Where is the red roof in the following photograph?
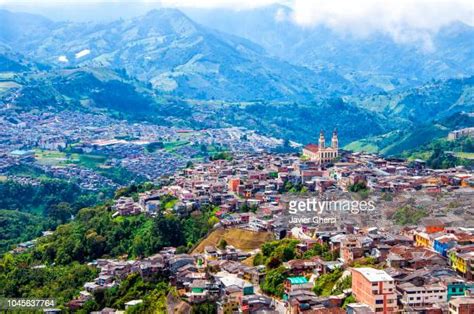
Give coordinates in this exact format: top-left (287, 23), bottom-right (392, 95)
top-left (304, 144), bottom-right (319, 153)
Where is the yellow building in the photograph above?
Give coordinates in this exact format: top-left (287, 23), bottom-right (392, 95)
top-left (414, 232), bottom-right (432, 248)
top-left (450, 251), bottom-right (474, 280)
top-left (452, 254), bottom-right (468, 274)
top-left (302, 129), bottom-right (339, 164)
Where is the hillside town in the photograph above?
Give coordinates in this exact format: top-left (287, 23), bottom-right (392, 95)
top-left (44, 139), bottom-right (473, 313)
top-left (0, 108), bottom-right (284, 190)
top-left (2, 108), bottom-right (474, 313)
top-left (1, 1), bottom-right (473, 312)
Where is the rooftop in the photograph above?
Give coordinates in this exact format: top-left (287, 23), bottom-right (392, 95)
top-left (303, 144), bottom-right (319, 153)
top-left (287, 277), bottom-right (309, 285)
top-left (353, 267), bottom-right (393, 282)
top-left (450, 296), bottom-right (474, 305)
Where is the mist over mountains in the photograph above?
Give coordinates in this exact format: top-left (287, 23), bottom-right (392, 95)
top-left (0, 4), bottom-right (473, 151)
top-left (184, 4), bottom-right (474, 85)
top-left (2, 4), bottom-right (473, 97)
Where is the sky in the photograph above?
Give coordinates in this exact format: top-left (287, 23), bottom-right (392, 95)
top-left (1, 0), bottom-right (473, 48)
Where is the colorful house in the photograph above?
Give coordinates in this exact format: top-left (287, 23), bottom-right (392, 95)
top-left (434, 235), bottom-right (458, 257)
top-left (415, 232), bottom-right (432, 248)
top-left (446, 280), bottom-right (474, 300)
top-left (351, 268), bottom-right (397, 314)
top-left (423, 218), bottom-right (445, 234)
top-left (283, 276), bottom-right (313, 300)
top-left (449, 251), bottom-right (474, 280)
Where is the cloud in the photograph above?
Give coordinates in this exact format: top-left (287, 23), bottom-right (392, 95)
top-left (159, 0), bottom-right (474, 50)
top-left (2, 0), bottom-right (472, 49)
top-left (290, 0), bottom-right (474, 50)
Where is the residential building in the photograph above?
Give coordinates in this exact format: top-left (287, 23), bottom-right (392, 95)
top-left (397, 282), bottom-right (447, 309)
top-left (351, 268), bottom-right (397, 313)
top-left (284, 276), bottom-right (313, 300)
top-left (449, 296), bottom-right (474, 314)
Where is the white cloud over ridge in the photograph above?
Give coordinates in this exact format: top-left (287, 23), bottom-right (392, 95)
top-left (164, 0), bottom-right (474, 47)
top-left (290, 0), bottom-right (474, 50)
top-left (2, 0), bottom-right (473, 48)
top-left (163, 0), bottom-right (473, 28)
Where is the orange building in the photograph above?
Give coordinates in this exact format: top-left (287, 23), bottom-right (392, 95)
top-left (426, 225), bottom-right (445, 234)
top-left (424, 218), bottom-right (445, 234)
top-left (352, 268), bottom-right (397, 313)
top-left (228, 178), bottom-right (240, 192)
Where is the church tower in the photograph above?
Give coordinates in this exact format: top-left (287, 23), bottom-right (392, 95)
top-left (331, 128), bottom-right (338, 149)
top-left (319, 130), bottom-right (325, 149)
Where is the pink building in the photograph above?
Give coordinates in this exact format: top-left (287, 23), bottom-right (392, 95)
top-left (352, 268), bottom-right (397, 313)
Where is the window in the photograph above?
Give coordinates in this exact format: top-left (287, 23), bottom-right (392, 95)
top-left (376, 300), bottom-right (383, 304)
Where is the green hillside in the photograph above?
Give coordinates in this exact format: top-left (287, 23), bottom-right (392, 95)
top-left (348, 76), bottom-right (474, 124)
top-left (345, 112), bottom-right (474, 156)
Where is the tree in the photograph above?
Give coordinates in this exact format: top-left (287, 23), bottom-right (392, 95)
top-left (207, 216), bottom-right (219, 228)
top-left (253, 252), bottom-right (264, 266)
top-left (261, 266), bottom-right (287, 297)
top-left (47, 202), bottom-right (72, 224)
top-left (333, 275), bottom-right (352, 294)
top-left (192, 301), bottom-right (217, 314)
top-left (348, 181), bottom-right (368, 193)
top-left (153, 214), bottom-right (186, 248)
top-left (342, 294), bottom-right (356, 309)
top-left (218, 239), bottom-right (228, 250)
top-left (313, 268), bottom-right (344, 296)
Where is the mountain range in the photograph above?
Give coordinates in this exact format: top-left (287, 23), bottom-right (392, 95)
top-left (0, 8), bottom-right (359, 101)
top-left (0, 6), bottom-right (473, 151)
top-left (184, 5), bottom-right (474, 87)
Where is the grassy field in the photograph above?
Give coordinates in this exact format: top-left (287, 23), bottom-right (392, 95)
top-left (455, 152), bottom-right (474, 160)
top-left (344, 140), bottom-right (380, 153)
top-left (35, 150), bottom-right (68, 165)
top-left (33, 149), bottom-right (144, 186)
top-left (74, 154), bottom-right (108, 168)
top-left (35, 150), bottom-right (107, 168)
top-left (192, 228), bottom-right (274, 253)
top-left (163, 141), bottom-right (189, 152)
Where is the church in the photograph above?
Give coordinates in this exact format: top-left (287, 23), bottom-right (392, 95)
top-left (302, 129), bottom-right (339, 164)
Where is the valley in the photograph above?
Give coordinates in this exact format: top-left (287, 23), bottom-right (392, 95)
top-left (0, 2), bottom-right (473, 313)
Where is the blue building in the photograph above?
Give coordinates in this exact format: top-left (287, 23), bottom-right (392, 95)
top-left (433, 236), bottom-right (457, 257)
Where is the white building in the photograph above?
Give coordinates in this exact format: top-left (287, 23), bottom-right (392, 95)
top-left (398, 282), bottom-right (447, 309)
top-left (302, 129), bottom-right (339, 164)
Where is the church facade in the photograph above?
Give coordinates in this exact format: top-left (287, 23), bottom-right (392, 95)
top-left (302, 129), bottom-right (339, 164)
